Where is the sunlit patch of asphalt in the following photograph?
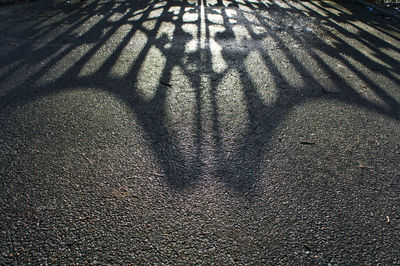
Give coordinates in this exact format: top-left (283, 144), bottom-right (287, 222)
top-left (0, 0), bottom-right (399, 264)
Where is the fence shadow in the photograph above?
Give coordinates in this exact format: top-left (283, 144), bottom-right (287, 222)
top-left (0, 0), bottom-right (399, 194)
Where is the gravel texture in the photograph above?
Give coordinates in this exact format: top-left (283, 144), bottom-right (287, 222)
top-left (1, 0), bottom-right (399, 264)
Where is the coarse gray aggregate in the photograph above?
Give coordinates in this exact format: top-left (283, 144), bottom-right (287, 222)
top-left (0, 0), bottom-right (399, 264)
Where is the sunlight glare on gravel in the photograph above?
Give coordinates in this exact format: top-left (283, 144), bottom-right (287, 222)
top-left (245, 50), bottom-right (278, 106)
top-left (79, 26), bottom-right (130, 77)
top-left (109, 29), bottom-right (147, 78)
top-left (137, 46), bottom-right (166, 101)
top-left (209, 24), bottom-right (227, 73)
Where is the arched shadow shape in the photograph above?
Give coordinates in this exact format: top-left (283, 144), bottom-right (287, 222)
top-left (0, 0), bottom-right (399, 196)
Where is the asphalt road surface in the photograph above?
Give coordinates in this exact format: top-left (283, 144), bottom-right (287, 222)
top-left (1, 0), bottom-right (399, 264)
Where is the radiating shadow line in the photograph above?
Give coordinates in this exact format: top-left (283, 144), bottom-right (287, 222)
top-left (0, 1), bottom-right (124, 83)
top-left (305, 1), bottom-right (400, 66)
top-left (1, 2), bottom-right (108, 55)
top-left (193, 0), bottom-right (205, 181)
top-left (317, 0), bottom-right (400, 42)
top-left (60, 2), bottom-right (153, 79)
top-left (205, 0), bottom-right (292, 193)
top-left (297, 1), bottom-right (399, 116)
top-left (0, 0), bottom-right (162, 81)
top-left (1, 0), bottom-right (399, 195)
top-left (279, 2), bottom-right (399, 119)
top-left (208, 0), bottom-right (399, 193)
top-left (117, 0), bottom-right (202, 188)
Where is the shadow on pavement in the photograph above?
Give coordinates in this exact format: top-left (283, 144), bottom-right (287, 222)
top-left (0, 0), bottom-right (399, 194)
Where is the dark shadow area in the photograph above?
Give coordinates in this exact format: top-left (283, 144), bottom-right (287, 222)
top-left (0, 0), bottom-right (399, 195)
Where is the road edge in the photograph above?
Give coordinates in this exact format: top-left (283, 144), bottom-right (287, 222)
top-left (353, 0), bottom-right (400, 20)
